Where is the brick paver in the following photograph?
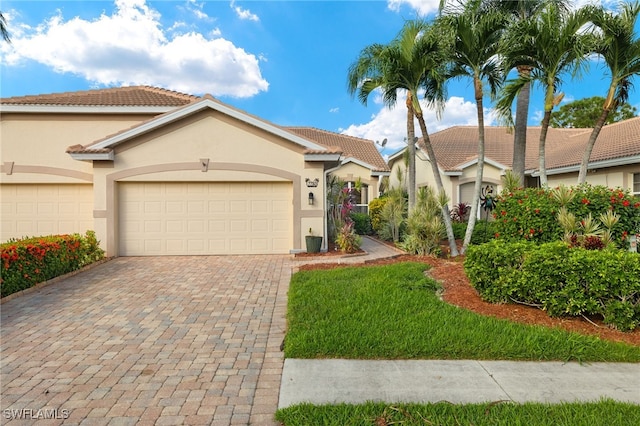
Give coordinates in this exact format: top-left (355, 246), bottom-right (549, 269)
top-left (1, 255), bottom-right (292, 425)
top-left (1, 238), bottom-right (401, 425)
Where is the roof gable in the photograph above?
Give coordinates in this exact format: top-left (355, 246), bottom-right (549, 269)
top-left (67, 95), bottom-right (329, 159)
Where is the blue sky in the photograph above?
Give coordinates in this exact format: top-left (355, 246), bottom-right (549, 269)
top-left (1, 0), bottom-right (638, 156)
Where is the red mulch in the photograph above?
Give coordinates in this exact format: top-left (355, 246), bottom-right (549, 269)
top-left (298, 252), bottom-right (640, 347)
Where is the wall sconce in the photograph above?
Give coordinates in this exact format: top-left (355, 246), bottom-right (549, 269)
top-left (308, 192), bottom-right (315, 205)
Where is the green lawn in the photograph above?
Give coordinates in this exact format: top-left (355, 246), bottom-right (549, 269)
top-left (285, 262), bottom-right (640, 362)
top-left (275, 400), bottom-right (640, 426)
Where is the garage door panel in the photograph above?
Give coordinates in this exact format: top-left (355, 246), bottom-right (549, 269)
top-left (1, 184), bottom-right (94, 241)
top-left (119, 182), bottom-right (292, 255)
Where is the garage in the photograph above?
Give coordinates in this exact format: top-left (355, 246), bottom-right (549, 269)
top-left (0, 184), bottom-right (94, 241)
top-left (118, 181), bottom-right (293, 256)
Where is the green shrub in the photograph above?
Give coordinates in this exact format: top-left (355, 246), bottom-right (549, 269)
top-left (465, 240), bottom-right (640, 331)
top-left (368, 197), bottom-right (388, 234)
top-left (1, 231), bottom-right (105, 298)
top-left (350, 212), bottom-right (372, 235)
top-left (452, 222), bottom-right (467, 240)
top-left (492, 184), bottom-right (640, 248)
top-left (450, 220), bottom-right (496, 244)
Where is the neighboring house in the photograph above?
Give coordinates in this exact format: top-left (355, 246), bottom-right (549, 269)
top-left (388, 118), bottom-right (640, 210)
top-left (0, 86), bottom-right (389, 256)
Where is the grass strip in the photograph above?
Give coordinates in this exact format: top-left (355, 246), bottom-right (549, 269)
top-left (285, 262), bottom-right (640, 361)
top-left (275, 399), bottom-right (640, 426)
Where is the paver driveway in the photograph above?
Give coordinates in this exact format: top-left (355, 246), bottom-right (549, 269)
top-left (1, 255), bottom-right (291, 426)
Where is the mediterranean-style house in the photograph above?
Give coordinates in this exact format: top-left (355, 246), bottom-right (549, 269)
top-left (0, 86), bottom-right (389, 256)
top-left (388, 118), bottom-right (640, 209)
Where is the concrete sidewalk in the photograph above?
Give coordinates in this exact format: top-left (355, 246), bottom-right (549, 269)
top-left (279, 359), bottom-right (640, 408)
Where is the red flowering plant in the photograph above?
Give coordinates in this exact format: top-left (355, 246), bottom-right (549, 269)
top-left (493, 184), bottom-right (639, 249)
top-left (1, 231), bottom-right (104, 298)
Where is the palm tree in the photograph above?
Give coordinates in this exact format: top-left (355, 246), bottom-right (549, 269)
top-left (577, 2), bottom-right (640, 184)
top-left (347, 20), bottom-right (460, 256)
top-left (497, 3), bottom-right (594, 186)
top-left (437, 1), bottom-right (507, 254)
top-left (1, 12), bottom-right (10, 43)
top-left (480, 0), bottom-right (569, 187)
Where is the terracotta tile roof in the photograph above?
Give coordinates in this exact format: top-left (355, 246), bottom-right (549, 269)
top-left (286, 127), bottom-right (390, 172)
top-left (425, 119), bottom-right (639, 172)
top-left (1, 86), bottom-right (198, 107)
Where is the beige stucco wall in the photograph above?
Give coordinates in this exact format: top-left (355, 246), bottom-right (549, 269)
top-left (91, 109), bottom-right (325, 256)
top-left (388, 154), bottom-right (456, 207)
top-left (547, 165), bottom-right (638, 191)
top-left (0, 113), bottom-right (154, 184)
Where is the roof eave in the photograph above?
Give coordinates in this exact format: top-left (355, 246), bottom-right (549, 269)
top-left (533, 155), bottom-right (640, 176)
top-left (304, 153), bottom-right (342, 162)
top-left (0, 105), bottom-right (176, 114)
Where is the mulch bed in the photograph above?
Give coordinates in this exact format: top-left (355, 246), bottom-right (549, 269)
top-left (298, 252), bottom-right (640, 347)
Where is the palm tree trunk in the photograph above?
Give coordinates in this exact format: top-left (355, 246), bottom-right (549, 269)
top-left (462, 78), bottom-right (486, 254)
top-left (538, 110), bottom-right (552, 187)
top-left (415, 112), bottom-right (459, 257)
top-left (512, 80), bottom-right (530, 187)
top-left (577, 109), bottom-right (609, 184)
top-left (406, 94), bottom-right (416, 211)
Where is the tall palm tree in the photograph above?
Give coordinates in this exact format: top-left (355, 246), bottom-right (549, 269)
top-left (497, 3), bottom-right (594, 186)
top-left (577, 2), bottom-right (640, 184)
top-left (481, 0), bottom-right (569, 187)
top-left (0, 12), bottom-right (10, 43)
top-left (437, 1), bottom-right (507, 254)
top-left (347, 20), bottom-right (460, 256)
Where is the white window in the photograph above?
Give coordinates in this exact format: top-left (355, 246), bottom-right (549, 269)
top-left (634, 173), bottom-right (640, 197)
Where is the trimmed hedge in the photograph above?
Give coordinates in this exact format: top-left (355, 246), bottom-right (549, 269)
top-left (464, 240), bottom-right (640, 331)
top-left (1, 231), bottom-right (105, 298)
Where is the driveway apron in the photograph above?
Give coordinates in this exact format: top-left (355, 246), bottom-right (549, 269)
top-left (1, 255), bottom-right (290, 426)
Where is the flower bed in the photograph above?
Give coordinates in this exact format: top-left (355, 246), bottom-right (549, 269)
top-left (1, 231), bottom-right (105, 298)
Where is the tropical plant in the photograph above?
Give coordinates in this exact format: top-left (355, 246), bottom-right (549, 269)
top-left (0, 12), bottom-right (10, 43)
top-left (497, 3), bottom-right (595, 186)
top-left (576, 2), bottom-right (640, 184)
top-left (450, 202), bottom-right (471, 222)
top-left (437, 0), bottom-right (508, 254)
top-left (348, 19), bottom-right (460, 256)
top-left (335, 222), bottom-right (362, 253)
top-left (401, 186), bottom-right (444, 255)
top-left (479, 0), bottom-right (571, 187)
top-left (380, 187), bottom-right (407, 243)
top-left (326, 175), bottom-right (352, 242)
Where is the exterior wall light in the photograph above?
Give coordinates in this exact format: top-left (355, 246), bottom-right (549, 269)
top-left (308, 192), bottom-right (315, 205)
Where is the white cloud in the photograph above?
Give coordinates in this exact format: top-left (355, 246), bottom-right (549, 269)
top-left (329, 107), bottom-right (339, 113)
top-left (386, 0), bottom-right (440, 17)
top-left (1, 0), bottom-right (268, 98)
top-left (341, 93), bottom-right (495, 152)
top-left (230, 0), bottom-right (259, 22)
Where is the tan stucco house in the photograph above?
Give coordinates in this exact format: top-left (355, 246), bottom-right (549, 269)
top-left (0, 86), bottom-right (389, 256)
top-left (388, 118), bottom-right (640, 208)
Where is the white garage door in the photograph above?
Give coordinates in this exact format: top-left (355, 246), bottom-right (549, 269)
top-left (119, 182), bottom-right (292, 256)
top-left (0, 184), bottom-right (94, 242)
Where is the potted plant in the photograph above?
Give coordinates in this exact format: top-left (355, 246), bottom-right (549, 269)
top-left (305, 228), bottom-right (323, 253)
